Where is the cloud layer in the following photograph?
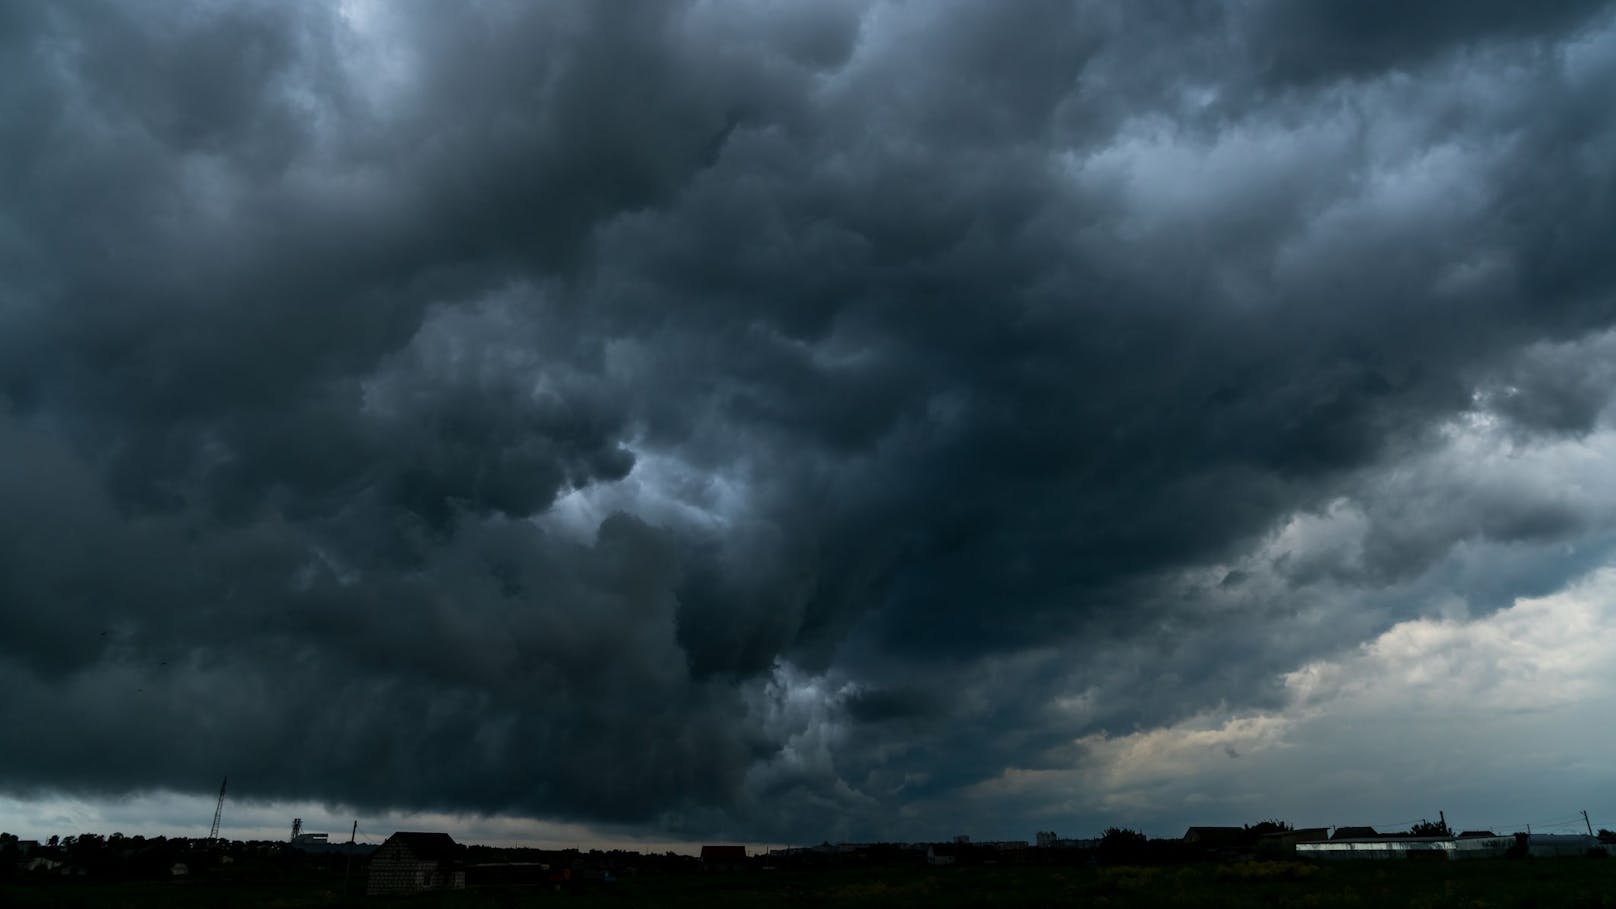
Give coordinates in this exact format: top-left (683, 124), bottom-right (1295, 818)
top-left (4, 0), bottom-right (1616, 842)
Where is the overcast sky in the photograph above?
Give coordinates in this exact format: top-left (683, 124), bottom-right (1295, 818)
top-left (5, 0), bottom-right (1616, 848)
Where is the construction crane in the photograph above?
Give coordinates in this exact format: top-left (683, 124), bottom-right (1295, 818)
top-left (207, 777), bottom-right (228, 842)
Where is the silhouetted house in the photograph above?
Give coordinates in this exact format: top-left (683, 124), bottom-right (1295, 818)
top-left (926, 844), bottom-right (959, 866)
top-left (1182, 827), bottom-right (1247, 849)
top-left (1332, 826), bottom-right (1378, 840)
top-left (366, 832), bottom-right (466, 896)
top-left (1257, 828), bottom-right (1331, 853)
top-left (700, 845), bottom-right (746, 872)
top-left (1457, 830), bottom-right (1497, 839)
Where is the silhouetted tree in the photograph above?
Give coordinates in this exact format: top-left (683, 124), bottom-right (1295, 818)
top-left (1246, 820), bottom-right (1292, 835)
top-left (1409, 818), bottom-right (1452, 837)
top-left (1096, 827), bottom-right (1150, 864)
top-left (1598, 829), bottom-right (1616, 844)
top-left (1100, 827), bottom-right (1148, 848)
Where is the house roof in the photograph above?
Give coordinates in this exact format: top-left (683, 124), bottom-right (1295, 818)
top-left (383, 832), bottom-right (462, 862)
top-left (701, 845), bottom-right (746, 862)
top-left (1332, 827), bottom-right (1378, 840)
top-left (1262, 827), bottom-right (1330, 842)
top-left (1183, 827), bottom-right (1247, 845)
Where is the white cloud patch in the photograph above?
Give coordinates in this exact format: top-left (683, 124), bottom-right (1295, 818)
top-left (976, 565), bottom-right (1616, 834)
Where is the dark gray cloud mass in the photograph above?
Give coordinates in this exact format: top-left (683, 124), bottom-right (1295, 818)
top-left (4, 0), bottom-right (1616, 841)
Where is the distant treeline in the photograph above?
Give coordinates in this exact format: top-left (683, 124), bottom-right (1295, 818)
top-left (1, 833), bottom-right (704, 885)
top-left (6, 822), bottom-right (1614, 885)
top-left (0, 833), bottom-right (360, 885)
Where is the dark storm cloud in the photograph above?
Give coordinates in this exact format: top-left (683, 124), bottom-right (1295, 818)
top-left (1245, 0), bottom-right (1613, 85)
top-left (4, 0), bottom-right (1616, 842)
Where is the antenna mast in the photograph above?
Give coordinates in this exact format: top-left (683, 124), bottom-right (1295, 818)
top-left (208, 777), bottom-right (228, 842)
top-left (343, 820), bottom-right (360, 896)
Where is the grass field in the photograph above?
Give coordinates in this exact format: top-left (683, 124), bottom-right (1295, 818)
top-left (4, 860), bottom-right (1615, 908)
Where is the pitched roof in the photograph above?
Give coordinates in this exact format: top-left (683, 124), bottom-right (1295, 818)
top-left (701, 845), bottom-right (746, 862)
top-left (383, 832), bottom-right (462, 862)
top-left (1332, 827), bottom-right (1378, 840)
top-left (1183, 826), bottom-right (1247, 845)
top-left (1258, 827), bottom-right (1330, 841)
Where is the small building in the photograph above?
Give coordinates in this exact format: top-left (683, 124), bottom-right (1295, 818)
top-left (1257, 827), bottom-right (1331, 854)
top-left (1297, 836), bottom-right (1514, 861)
top-left (24, 857), bottom-right (64, 874)
top-left (1299, 833), bottom-right (1611, 862)
top-left (926, 844), bottom-right (958, 866)
top-left (366, 832), bottom-right (466, 896)
top-left (23, 857), bottom-right (85, 876)
top-left (1182, 827), bottom-right (1247, 848)
top-left (1332, 826), bottom-right (1378, 840)
top-left (700, 845), bottom-right (747, 872)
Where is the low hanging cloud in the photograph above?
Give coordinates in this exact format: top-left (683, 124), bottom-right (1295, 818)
top-left (4, 0), bottom-right (1616, 844)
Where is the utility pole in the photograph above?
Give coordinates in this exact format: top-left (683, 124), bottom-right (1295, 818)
top-left (343, 820), bottom-right (359, 898)
top-left (1439, 810), bottom-right (1446, 834)
top-left (1583, 811), bottom-right (1594, 837)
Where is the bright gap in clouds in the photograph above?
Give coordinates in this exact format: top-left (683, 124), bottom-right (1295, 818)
top-left (976, 562), bottom-right (1616, 835)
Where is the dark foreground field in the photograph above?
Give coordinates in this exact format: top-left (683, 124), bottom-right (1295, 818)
top-left (4, 860), bottom-right (1615, 909)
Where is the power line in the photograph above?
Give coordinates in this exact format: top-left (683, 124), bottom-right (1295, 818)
top-left (1466, 817), bottom-right (1586, 834)
top-left (1353, 818), bottom-right (1426, 832)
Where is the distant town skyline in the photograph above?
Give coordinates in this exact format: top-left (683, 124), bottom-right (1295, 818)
top-left (5, 783), bottom-right (1611, 855)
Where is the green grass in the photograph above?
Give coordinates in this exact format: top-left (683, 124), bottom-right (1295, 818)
top-left (4, 860), bottom-right (1615, 908)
